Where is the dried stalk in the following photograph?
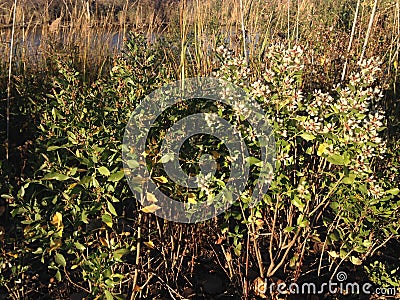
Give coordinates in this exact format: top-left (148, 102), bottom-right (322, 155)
top-left (341, 0), bottom-right (361, 81)
top-left (360, 0), bottom-right (379, 62)
top-left (6, 0), bottom-right (18, 160)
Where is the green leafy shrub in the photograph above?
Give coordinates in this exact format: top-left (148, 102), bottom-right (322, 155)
top-left (1, 32), bottom-right (399, 299)
top-left (1, 33), bottom-right (168, 299)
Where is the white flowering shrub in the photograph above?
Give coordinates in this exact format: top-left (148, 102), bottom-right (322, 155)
top-left (214, 44), bottom-right (400, 280)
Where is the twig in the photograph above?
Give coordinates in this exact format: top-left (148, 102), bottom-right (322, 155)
top-left (130, 212), bottom-right (142, 300)
top-left (63, 266), bottom-right (91, 294)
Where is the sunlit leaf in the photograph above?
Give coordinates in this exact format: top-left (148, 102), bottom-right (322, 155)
top-left (55, 253), bottom-right (66, 267)
top-left (108, 171), bottom-right (125, 182)
top-left (350, 256), bottom-right (362, 265)
top-left (104, 290), bottom-right (114, 300)
top-left (317, 143), bottom-right (329, 156)
top-left (300, 132), bottom-right (316, 141)
top-left (43, 172), bottom-right (70, 181)
top-left (98, 166), bottom-right (111, 176)
top-left (107, 201), bottom-right (118, 216)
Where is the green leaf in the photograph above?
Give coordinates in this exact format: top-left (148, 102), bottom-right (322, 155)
top-left (297, 214), bottom-right (309, 227)
top-left (317, 143), bottom-right (329, 156)
top-left (330, 202), bottom-right (340, 210)
top-left (102, 214), bottom-right (113, 228)
top-left (104, 290), bottom-right (114, 300)
top-left (362, 240), bottom-right (373, 247)
top-left (292, 197), bottom-right (305, 212)
top-left (300, 132), bottom-right (316, 141)
top-left (329, 232), bottom-right (339, 242)
top-left (350, 256), bottom-right (362, 265)
top-left (108, 171), bottom-right (125, 182)
top-left (159, 153), bottom-right (174, 164)
top-left (343, 173), bottom-right (356, 184)
top-left (55, 253), bottom-right (66, 267)
top-left (55, 270), bottom-right (62, 281)
top-left (113, 248), bottom-right (129, 260)
top-left (326, 153), bottom-right (345, 165)
top-left (386, 188), bottom-right (400, 195)
top-left (233, 243), bottom-right (242, 256)
top-left (43, 172), bottom-right (70, 181)
top-left (107, 201), bottom-right (118, 216)
top-left (47, 146), bottom-right (64, 151)
top-left (74, 242), bottom-right (86, 251)
top-left (98, 166), bottom-right (111, 176)
top-left (284, 226), bottom-right (295, 233)
top-left (246, 156), bottom-right (262, 166)
top-left (81, 210), bottom-right (88, 224)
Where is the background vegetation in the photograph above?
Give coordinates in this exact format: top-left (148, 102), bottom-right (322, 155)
top-left (0, 0), bottom-right (399, 299)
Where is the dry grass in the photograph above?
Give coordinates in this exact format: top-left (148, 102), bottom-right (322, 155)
top-left (1, 0), bottom-right (399, 82)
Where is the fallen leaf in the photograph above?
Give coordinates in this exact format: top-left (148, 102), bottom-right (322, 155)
top-left (255, 219), bottom-right (265, 228)
top-left (51, 212), bottom-right (63, 230)
top-left (215, 237), bottom-right (224, 245)
top-left (187, 193), bottom-right (197, 204)
top-left (252, 277), bottom-right (267, 298)
top-left (141, 204), bottom-right (160, 213)
top-left (153, 176), bottom-right (168, 183)
top-left (143, 241), bottom-right (155, 249)
top-left (146, 192), bottom-right (158, 203)
top-left (99, 237), bottom-right (109, 247)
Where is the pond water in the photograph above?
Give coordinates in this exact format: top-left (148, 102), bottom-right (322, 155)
top-left (0, 27), bottom-right (125, 62)
top-left (0, 25), bottom-right (265, 65)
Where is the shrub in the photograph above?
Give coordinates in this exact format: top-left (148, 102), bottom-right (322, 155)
top-left (214, 43), bottom-right (400, 283)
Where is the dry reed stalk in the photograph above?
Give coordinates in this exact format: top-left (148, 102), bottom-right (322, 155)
top-left (6, 0), bottom-right (17, 160)
top-left (341, 0), bottom-right (361, 81)
top-left (360, 0), bottom-right (379, 62)
top-left (240, 0), bottom-right (248, 64)
top-left (179, 0), bottom-right (188, 86)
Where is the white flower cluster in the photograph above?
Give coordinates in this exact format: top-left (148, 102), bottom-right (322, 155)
top-left (365, 175), bottom-right (384, 198)
top-left (265, 44), bottom-right (304, 71)
top-left (302, 59), bottom-right (386, 197)
top-left (297, 179), bottom-right (310, 199)
top-left (350, 57), bottom-right (383, 87)
top-left (213, 44), bottom-right (389, 198)
top-left (213, 45), bottom-right (250, 85)
top-left (258, 44), bottom-right (305, 113)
